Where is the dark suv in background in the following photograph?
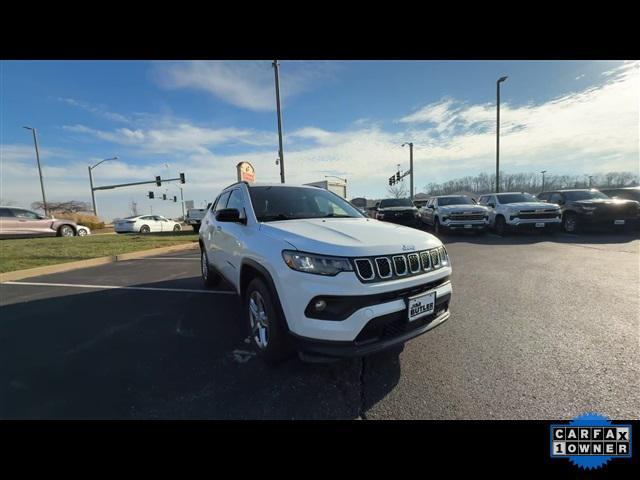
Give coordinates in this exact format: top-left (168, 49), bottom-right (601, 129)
top-left (374, 198), bottom-right (420, 227)
top-left (598, 186), bottom-right (640, 203)
top-left (537, 189), bottom-right (640, 233)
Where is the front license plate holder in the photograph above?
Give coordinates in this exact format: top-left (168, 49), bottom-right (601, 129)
top-left (614, 220), bottom-right (625, 225)
top-left (407, 291), bottom-right (436, 322)
top-left (535, 222), bottom-right (545, 228)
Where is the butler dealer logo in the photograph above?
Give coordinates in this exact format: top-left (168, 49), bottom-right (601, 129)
top-left (550, 412), bottom-right (632, 470)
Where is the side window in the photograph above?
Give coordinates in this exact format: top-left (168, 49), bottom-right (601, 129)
top-left (549, 193), bottom-right (563, 204)
top-left (538, 193), bottom-right (549, 202)
top-left (0, 208), bottom-right (15, 217)
top-left (478, 196), bottom-right (487, 205)
top-left (12, 209), bottom-right (39, 219)
top-left (214, 192), bottom-right (231, 213)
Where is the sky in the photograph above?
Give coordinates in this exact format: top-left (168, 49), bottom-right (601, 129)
top-left (1, 60), bottom-right (638, 222)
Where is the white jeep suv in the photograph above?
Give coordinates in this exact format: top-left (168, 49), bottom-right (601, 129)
top-left (477, 192), bottom-right (562, 235)
top-left (419, 195), bottom-right (490, 234)
top-left (199, 182), bottom-right (452, 363)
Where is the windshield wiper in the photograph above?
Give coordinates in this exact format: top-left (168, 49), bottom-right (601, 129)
top-left (322, 213), bottom-right (352, 218)
top-left (261, 213), bottom-right (291, 221)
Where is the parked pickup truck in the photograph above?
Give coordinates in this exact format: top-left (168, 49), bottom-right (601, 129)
top-left (199, 182), bottom-right (452, 363)
top-left (477, 192), bottom-right (561, 235)
top-left (419, 195), bottom-right (490, 235)
top-left (186, 204), bottom-right (211, 233)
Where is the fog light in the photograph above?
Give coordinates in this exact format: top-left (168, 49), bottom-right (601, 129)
top-left (314, 300), bottom-right (327, 311)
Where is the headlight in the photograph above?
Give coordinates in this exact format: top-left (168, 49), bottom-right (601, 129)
top-left (581, 206), bottom-right (596, 211)
top-left (282, 250), bottom-right (354, 276)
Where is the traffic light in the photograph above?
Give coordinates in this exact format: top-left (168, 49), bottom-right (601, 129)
top-left (173, 196), bottom-right (177, 203)
top-left (396, 172), bottom-right (401, 181)
top-left (388, 177), bottom-right (393, 186)
top-left (148, 191), bottom-right (154, 199)
top-left (179, 173), bottom-right (185, 184)
top-left (155, 176), bottom-right (162, 187)
top-left (162, 194), bottom-right (167, 200)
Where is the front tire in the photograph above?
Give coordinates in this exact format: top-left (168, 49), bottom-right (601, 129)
top-left (192, 224), bottom-right (200, 234)
top-left (173, 224), bottom-right (181, 232)
top-left (57, 225), bottom-right (75, 237)
top-left (140, 225), bottom-right (151, 234)
top-left (434, 218), bottom-right (446, 235)
top-left (245, 277), bottom-right (292, 364)
top-left (562, 212), bottom-right (579, 233)
top-left (495, 216), bottom-right (507, 236)
top-left (77, 229), bottom-right (88, 236)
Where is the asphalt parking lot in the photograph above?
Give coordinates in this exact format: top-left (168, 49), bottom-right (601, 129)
top-left (1, 231), bottom-right (638, 419)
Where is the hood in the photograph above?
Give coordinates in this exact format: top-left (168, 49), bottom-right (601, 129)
top-left (378, 206), bottom-right (418, 212)
top-left (438, 205), bottom-right (489, 213)
top-left (571, 198), bottom-right (638, 208)
top-left (260, 217), bottom-right (441, 257)
top-left (502, 202), bottom-right (559, 211)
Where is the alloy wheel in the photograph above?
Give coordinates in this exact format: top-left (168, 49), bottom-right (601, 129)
top-left (249, 290), bottom-right (269, 349)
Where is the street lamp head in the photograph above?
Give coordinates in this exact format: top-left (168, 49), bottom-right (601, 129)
top-left (498, 76), bottom-right (508, 83)
top-left (23, 126), bottom-right (33, 130)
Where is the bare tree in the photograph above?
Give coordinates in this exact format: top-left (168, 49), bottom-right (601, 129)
top-left (31, 200), bottom-right (91, 213)
top-left (387, 181), bottom-right (408, 198)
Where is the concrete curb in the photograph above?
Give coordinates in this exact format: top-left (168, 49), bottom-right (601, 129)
top-left (0, 242), bottom-right (199, 282)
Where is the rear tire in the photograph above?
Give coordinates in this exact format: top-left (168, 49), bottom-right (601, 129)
top-left (140, 225), bottom-right (151, 234)
top-left (77, 229), bottom-right (88, 236)
top-left (495, 216), bottom-right (507, 236)
top-left (173, 224), bottom-right (181, 232)
top-left (57, 225), bottom-right (75, 237)
top-left (245, 277), bottom-right (292, 364)
top-left (200, 248), bottom-right (220, 287)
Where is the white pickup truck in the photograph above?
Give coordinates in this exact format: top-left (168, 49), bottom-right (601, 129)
top-left (198, 182), bottom-right (452, 363)
top-left (186, 204), bottom-right (211, 233)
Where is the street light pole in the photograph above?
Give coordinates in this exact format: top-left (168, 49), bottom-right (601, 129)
top-left (23, 126), bottom-right (48, 216)
top-left (88, 156), bottom-right (119, 217)
top-left (273, 60), bottom-right (285, 183)
top-left (541, 170), bottom-right (547, 192)
top-left (496, 76), bottom-right (508, 193)
top-left (402, 142), bottom-right (414, 200)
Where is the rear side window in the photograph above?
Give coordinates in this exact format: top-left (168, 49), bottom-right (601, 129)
top-left (0, 208), bottom-right (15, 217)
top-left (226, 190), bottom-right (244, 212)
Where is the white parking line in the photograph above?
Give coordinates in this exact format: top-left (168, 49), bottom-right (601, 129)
top-left (129, 257), bottom-right (199, 260)
top-left (1, 281), bottom-right (235, 295)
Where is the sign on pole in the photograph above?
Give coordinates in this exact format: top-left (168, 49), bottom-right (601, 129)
top-left (237, 162), bottom-right (256, 183)
top-left (185, 200), bottom-right (194, 210)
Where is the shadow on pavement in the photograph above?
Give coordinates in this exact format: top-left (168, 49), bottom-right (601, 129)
top-left (0, 276), bottom-right (401, 419)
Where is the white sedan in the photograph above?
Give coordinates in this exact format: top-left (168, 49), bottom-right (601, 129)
top-left (76, 225), bottom-right (91, 236)
top-left (114, 215), bottom-right (182, 234)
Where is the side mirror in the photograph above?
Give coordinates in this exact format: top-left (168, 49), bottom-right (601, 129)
top-left (429, 205), bottom-right (435, 209)
top-left (488, 203), bottom-right (495, 208)
top-left (215, 208), bottom-right (245, 223)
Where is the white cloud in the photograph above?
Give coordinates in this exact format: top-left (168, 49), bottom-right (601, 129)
top-left (154, 61), bottom-right (337, 112)
top-left (57, 97), bottom-right (131, 123)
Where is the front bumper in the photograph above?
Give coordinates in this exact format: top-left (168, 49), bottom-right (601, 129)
top-left (274, 264), bottom-right (452, 342)
top-left (505, 218), bottom-right (561, 231)
top-left (575, 212), bottom-right (639, 229)
top-left (291, 293), bottom-right (451, 358)
top-left (441, 220), bottom-right (488, 231)
top-left (114, 224), bottom-right (137, 232)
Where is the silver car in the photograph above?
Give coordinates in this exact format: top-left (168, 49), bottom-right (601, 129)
top-left (0, 206), bottom-right (78, 238)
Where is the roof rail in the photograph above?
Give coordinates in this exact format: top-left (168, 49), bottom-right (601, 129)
top-left (222, 180), bottom-right (249, 190)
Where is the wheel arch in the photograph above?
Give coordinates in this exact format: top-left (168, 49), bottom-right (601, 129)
top-left (240, 259), bottom-right (289, 332)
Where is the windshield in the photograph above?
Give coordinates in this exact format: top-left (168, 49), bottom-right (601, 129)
top-left (438, 196), bottom-right (475, 206)
top-left (497, 193), bottom-right (538, 204)
top-left (379, 198), bottom-right (414, 208)
top-left (563, 190), bottom-right (610, 201)
top-left (248, 186), bottom-right (365, 222)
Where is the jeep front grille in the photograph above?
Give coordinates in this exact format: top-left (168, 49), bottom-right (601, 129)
top-left (353, 247), bottom-right (448, 283)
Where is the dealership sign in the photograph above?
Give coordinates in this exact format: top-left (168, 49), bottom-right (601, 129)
top-left (237, 162), bottom-right (255, 183)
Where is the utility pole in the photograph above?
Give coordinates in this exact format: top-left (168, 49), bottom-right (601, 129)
top-left (496, 76), bottom-right (508, 193)
top-left (23, 126), bottom-right (48, 216)
top-left (273, 60), bottom-right (285, 183)
top-left (402, 142), bottom-right (414, 200)
top-left (541, 170), bottom-right (547, 192)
